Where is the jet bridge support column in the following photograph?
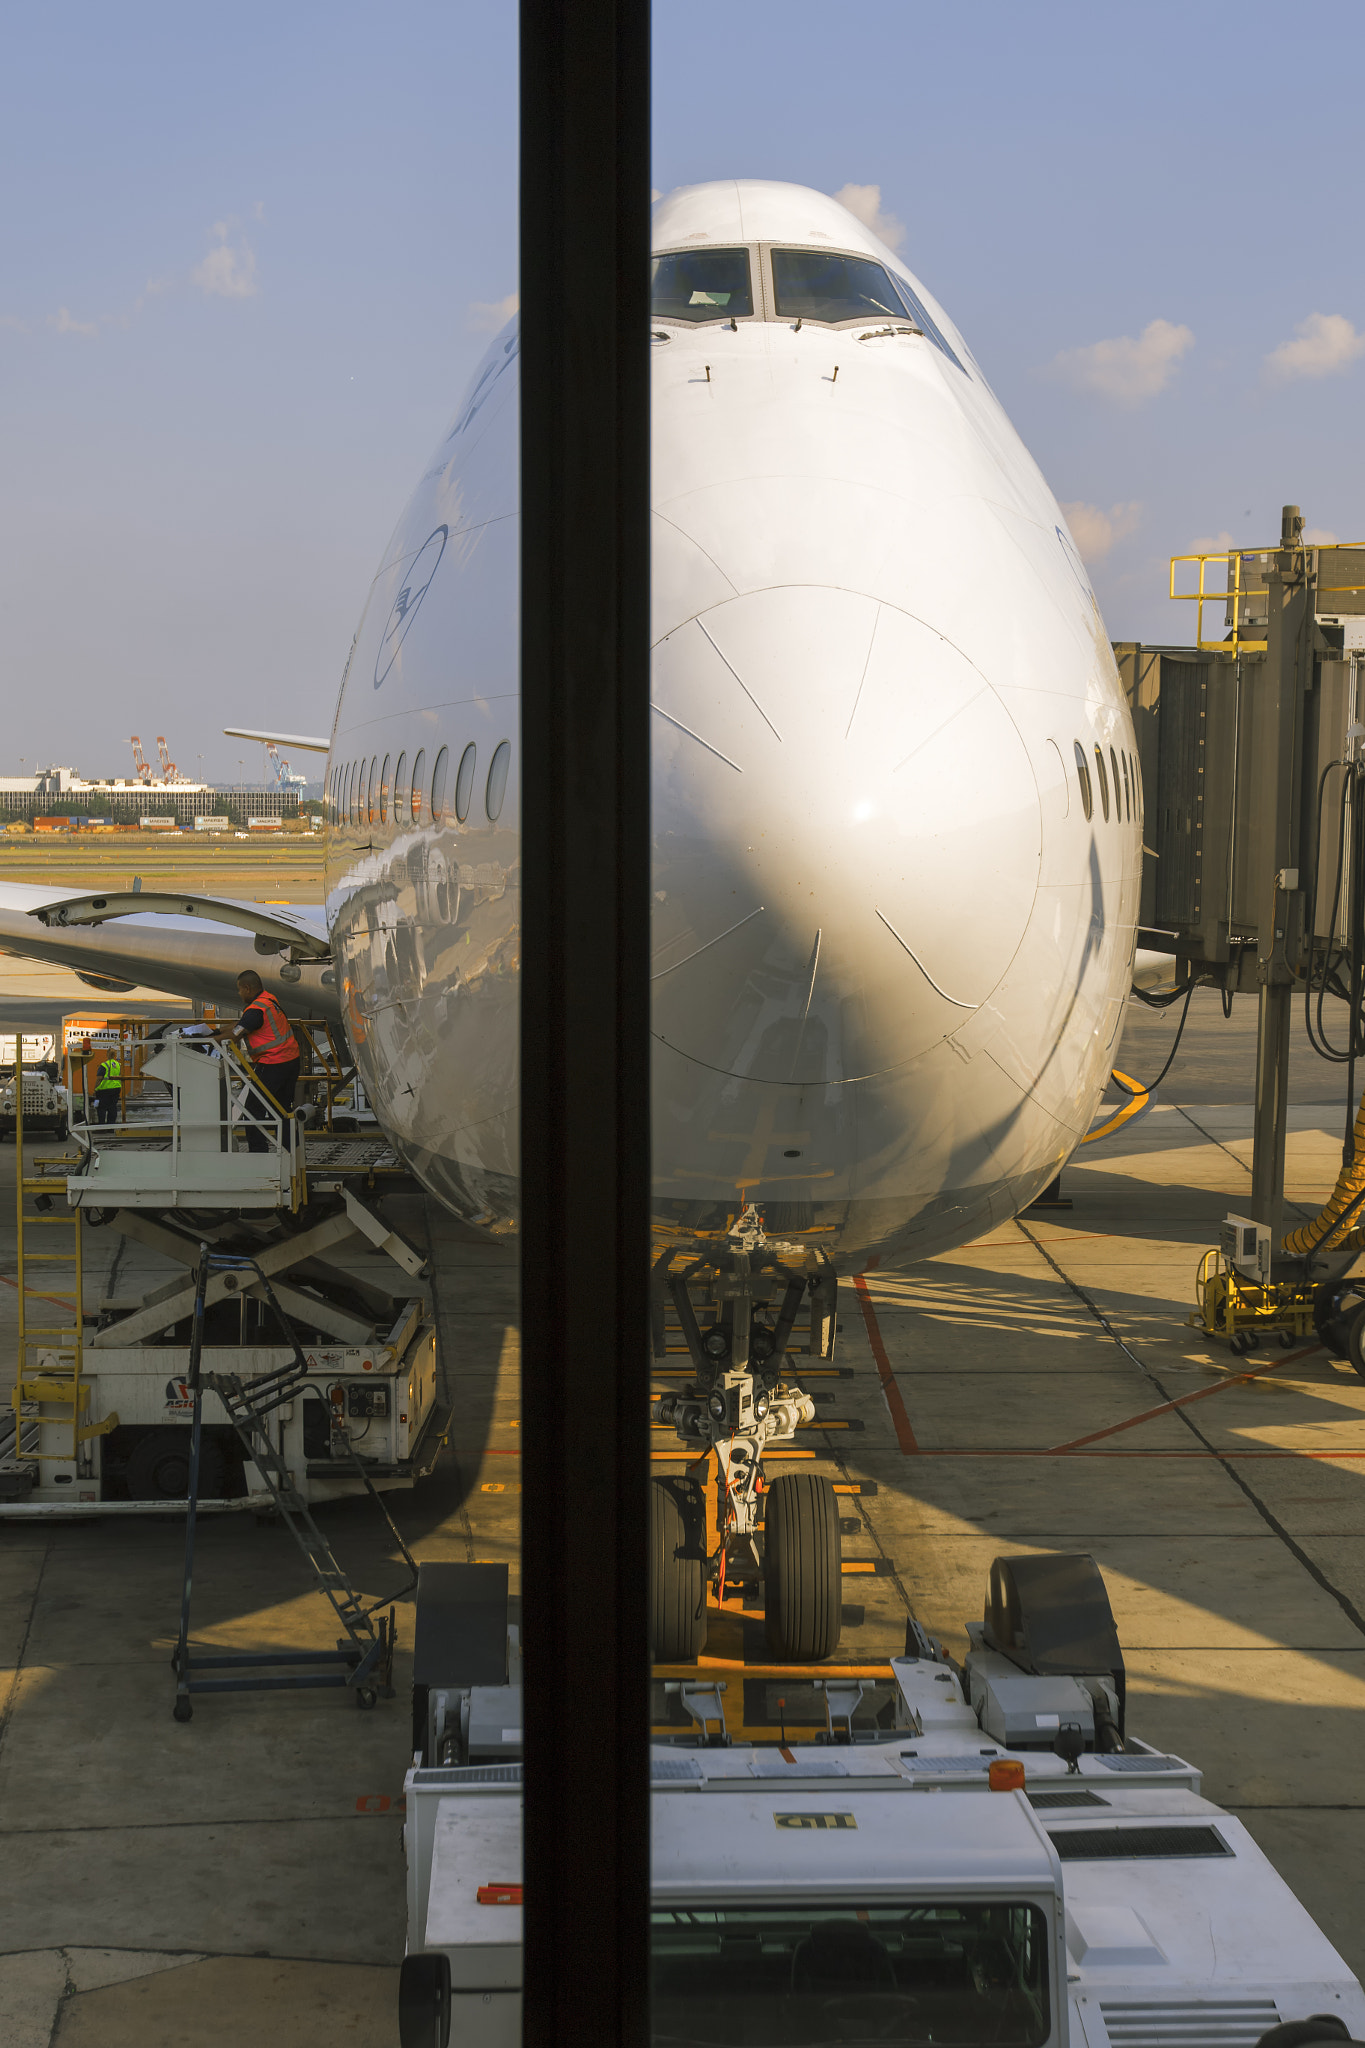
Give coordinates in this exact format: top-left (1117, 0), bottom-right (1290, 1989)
top-left (1252, 984), bottom-right (1293, 1242)
top-left (1249, 508), bottom-right (1315, 1246)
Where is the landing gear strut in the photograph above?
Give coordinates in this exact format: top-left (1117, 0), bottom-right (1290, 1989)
top-left (651, 1206), bottom-right (842, 1662)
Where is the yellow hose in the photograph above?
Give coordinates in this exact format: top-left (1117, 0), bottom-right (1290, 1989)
top-left (1282, 1093), bottom-right (1365, 1253)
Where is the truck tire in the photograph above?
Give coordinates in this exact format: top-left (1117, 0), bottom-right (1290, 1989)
top-left (1348, 1306), bottom-right (1365, 1383)
top-left (126, 1428), bottom-right (227, 1502)
top-left (650, 1475), bottom-right (707, 1662)
top-left (764, 1472), bottom-right (842, 1662)
top-left (398, 1952), bottom-right (451, 2048)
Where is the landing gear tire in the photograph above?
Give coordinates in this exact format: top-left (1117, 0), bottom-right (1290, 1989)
top-left (127, 1428), bottom-right (226, 1502)
top-left (649, 1476), bottom-right (707, 1662)
top-left (763, 1472), bottom-right (842, 1663)
top-left (173, 1698), bottom-right (193, 1723)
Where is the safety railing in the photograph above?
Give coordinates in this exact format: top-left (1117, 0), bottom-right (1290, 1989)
top-left (1170, 544), bottom-right (1365, 656)
top-left (64, 1034), bottom-right (300, 1211)
top-left (1168, 550), bottom-right (1269, 656)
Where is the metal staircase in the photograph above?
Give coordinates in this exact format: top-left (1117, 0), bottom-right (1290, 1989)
top-left (172, 1246), bottom-right (418, 1721)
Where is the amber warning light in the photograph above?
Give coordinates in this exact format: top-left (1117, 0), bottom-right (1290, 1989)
top-left (988, 1760), bottom-right (1026, 1792)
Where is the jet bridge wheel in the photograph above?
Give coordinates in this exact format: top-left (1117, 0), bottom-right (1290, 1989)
top-left (650, 1476), bottom-right (707, 1661)
top-left (763, 1473), bottom-right (842, 1663)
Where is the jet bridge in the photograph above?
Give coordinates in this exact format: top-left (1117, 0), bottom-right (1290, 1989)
top-left (1117, 508), bottom-right (1365, 1266)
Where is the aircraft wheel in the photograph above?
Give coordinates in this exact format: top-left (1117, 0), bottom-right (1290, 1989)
top-left (649, 1476), bottom-right (707, 1662)
top-left (763, 1473), bottom-right (842, 1663)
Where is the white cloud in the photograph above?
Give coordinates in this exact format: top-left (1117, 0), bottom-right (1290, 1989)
top-left (49, 306), bottom-right (98, 338)
top-left (467, 291), bottom-right (519, 334)
top-left (1306, 526), bottom-right (1339, 545)
top-left (651, 188), bottom-right (662, 203)
top-left (832, 183), bottom-right (905, 251)
top-left (0, 313), bottom-right (27, 333)
top-left (1265, 312), bottom-right (1365, 382)
top-left (1049, 318), bottom-right (1193, 405)
top-left (1060, 500), bottom-right (1142, 563)
top-left (192, 224), bottom-right (259, 299)
top-left (1189, 530), bottom-right (1236, 554)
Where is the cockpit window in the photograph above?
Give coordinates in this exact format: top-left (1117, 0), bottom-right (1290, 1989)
top-left (651, 248), bottom-right (753, 324)
top-left (888, 273), bottom-right (966, 372)
top-left (771, 248), bottom-right (906, 326)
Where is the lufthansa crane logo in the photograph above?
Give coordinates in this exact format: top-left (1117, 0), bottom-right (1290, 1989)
top-left (773, 1812), bottom-right (857, 1830)
top-left (374, 525), bottom-right (448, 689)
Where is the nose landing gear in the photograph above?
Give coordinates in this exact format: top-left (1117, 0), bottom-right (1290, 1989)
top-left (650, 1207), bottom-right (842, 1663)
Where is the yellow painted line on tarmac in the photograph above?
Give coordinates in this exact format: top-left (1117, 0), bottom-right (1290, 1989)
top-left (1080, 1069), bottom-right (1150, 1146)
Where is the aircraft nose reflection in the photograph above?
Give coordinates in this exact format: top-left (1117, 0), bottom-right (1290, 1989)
top-left (651, 584), bottom-right (1042, 1085)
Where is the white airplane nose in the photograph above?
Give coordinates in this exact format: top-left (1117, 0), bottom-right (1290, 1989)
top-left (651, 585), bottom-right (1042, 1085)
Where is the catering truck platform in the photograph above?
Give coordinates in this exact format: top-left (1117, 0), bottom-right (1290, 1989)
top-left (1, 1020), bottom-right (447, 1514)
top-left (397, 1554), bottom-right (1365, 2048)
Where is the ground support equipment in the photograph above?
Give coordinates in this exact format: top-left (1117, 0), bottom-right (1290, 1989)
top-left (1, 1014), bottom-right (447, 1514)
top-left (398, 1553), bottom-right (1365, 2048)
top-left (172, 1245), bottom-right (418, 1721)
top-left (1191, 1246), bottom-right (1318, 1354)
top-left (649, 1204), bottom-right (841, 1663)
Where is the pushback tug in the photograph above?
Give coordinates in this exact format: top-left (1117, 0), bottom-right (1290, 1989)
top-left (397, 1553), bottom-right (1365, 2047)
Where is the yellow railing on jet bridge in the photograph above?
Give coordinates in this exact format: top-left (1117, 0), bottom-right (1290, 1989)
top-left (1170, 544), bottom-right (1365, 657)
top-left (1168, 550), bottom-right (1268, 657)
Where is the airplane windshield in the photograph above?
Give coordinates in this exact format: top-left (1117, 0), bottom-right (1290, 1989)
top-left (651, 1899), bottom-right (1050, 2047)
top-left (652, 248), bottom-right (754, 323)
top-left (770, 249), bottom-right (907, 327)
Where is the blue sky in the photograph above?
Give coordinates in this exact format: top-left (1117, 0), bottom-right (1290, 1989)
top-left (1, 2), bottom-right (1360, 782)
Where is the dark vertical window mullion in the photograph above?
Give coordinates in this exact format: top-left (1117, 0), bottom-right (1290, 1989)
top-left (519, 2), bottom-right (652, 2043)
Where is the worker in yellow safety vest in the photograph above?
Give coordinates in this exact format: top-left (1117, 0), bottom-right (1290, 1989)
top-left (214, 970), bottom-right (302, 1152)
top-left (93, 1049), bottom-right (123, 1125)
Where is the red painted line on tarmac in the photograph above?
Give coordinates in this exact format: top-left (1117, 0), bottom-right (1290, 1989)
top-left (852, 1271), bottom-right (918, 1454)
top-left (911, 1445), bottom-right (1365, 1460)
top-left (1047, 1342), bottom-right (1324, 1453)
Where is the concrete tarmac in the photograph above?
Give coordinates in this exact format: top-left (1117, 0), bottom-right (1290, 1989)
top-left (3, 971), bottom-right (1365, 2039)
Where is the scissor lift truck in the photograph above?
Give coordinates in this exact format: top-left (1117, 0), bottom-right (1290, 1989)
top-left (0, 1021), bottom-right (448, 1513)
top-left (397, 1556), bottom-right (1365, 2048)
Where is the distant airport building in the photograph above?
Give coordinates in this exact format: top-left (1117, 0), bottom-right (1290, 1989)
top-left (0, 765), bottom-right (301, 825)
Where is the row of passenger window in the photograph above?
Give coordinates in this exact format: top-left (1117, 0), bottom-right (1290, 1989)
top-left (327, 739), bottom-right (512, 830)
top-left (1073, 739), bottom-right (1139, 825)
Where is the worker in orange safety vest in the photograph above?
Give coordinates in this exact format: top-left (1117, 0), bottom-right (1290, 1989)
top-left (215, 970), bottom-right (302, 1152)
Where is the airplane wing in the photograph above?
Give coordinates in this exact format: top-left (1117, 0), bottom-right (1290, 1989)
top-left (222, 726), bottom-right (331, 753)
top-left (0, 883), bottom-right (341, 1023)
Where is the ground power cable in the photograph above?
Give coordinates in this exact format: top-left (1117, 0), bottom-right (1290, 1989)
top-left (1113, 981), bottom-right (1196, 1100)
top-left (1014, 1217), bottom-right (1365, 1643)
